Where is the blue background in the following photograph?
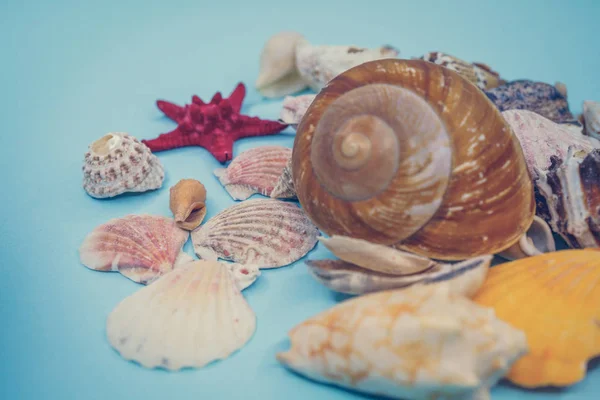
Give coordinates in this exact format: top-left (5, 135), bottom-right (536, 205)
top-left (1, 0), bottom-right (599, 398)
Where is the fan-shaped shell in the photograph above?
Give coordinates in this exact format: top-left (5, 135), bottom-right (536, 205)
top-left (472, 250), bottom-right (600, 388)
top-left (277, 284), bottom-right (527, 400)
top-left (191, 199), bottom-right (319, 268)
top-left (270, 157), bottom-right (297, 200)
top-left (214, 146), bottom-right (292, 200)
top-left (292, 59), bottom-right (535, 260)
top-left (82, 132), bottom-right (164, 198)
top-left (79, 215), bottom-right (189, 284)
top-left (279, 95), bottom-right (316, 129)
top-left (106, 260), bottom-right (256, 370)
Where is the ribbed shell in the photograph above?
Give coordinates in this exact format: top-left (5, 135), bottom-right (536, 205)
top-left (270, 157), bottom-right (297, 199)
top-left (214, 146), bottom-right (292, 200)
top-left (191, 199), bottom-right (319, 268)
top-left (472, 250), bottom-right (600, 388)
top-left (79, 215), bottom-right (189, 284)
top-left (279, 95), bottom-right (316, 129)
top-left (293, 59), bottom-right (535, 260)
top-left (82, 133), bottom-right (164, 199)
top-left (106, 260), bottom-right (256, 371)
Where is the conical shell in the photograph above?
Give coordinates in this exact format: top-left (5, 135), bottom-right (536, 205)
top-left (279, 94), bottom-right (316, 129)
top-left (82, 132), bottom-right (164, 199)
top-left (169, 179), bottom-right (207, 230)
top-left (270, 157), bottom-right (297, 200)
top-left (255, 31), bottom-right (308, 98)
top-left (191, 199), bottom-right (319, 268)
top-left (472, 250), bottom-right (600, 388)
top-left (292, 59), bottom-right (535, 260)
top-left (79, 215), bottom-right (189, 284)
top-left (106, 260), bottom-right (256, 371)
top-left (307, 255), bottom-right (492, 296)
top-left (214, 146), bottom-right (292, 201)
top-left (277, 284), bottom-right (527, 400)
top-left (583, 100), bottom-right (600, 140)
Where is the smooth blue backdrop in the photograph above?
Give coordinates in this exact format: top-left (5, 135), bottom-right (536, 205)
top-left (1, 0), bottom-right (599, 399)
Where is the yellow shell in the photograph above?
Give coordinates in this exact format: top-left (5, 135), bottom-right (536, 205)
top-left (472, 249), bottom-right (600, 388)
top-left (291, 59), bottom-right (535, 260)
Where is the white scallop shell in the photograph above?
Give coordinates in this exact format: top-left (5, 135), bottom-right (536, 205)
top-left (79, 215), bottom-right (189, 284)
top-left (270, 157), bottom-right (297, 200)
top-left (279, 94), bottom-right (316, 129)
top-left (277, 283), bottom-right (527, 400)
top-left (225, 262), bottom-right (261, 291)
top-left (191, 199), bottom-right (319, 268)
top-left (583, 100), bottom-right (600, 140)
top-left (106, 260), bottom-right (256, 371)
top-left (82, 132), bottom-right (164, 198)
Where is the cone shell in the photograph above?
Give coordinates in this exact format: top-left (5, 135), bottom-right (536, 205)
top-left (169, 179), bottom-right (207, 230)
top-left (419, 51), bottom-right (505, 90)
top-left (270, 157), bottom-right (297, 200)
top-left (292, 58), bottom-right (535, 260)
top-left (583, 100), bottom-right (600, 140)
top-left (277, 284), bottom-right (527, 400)
top-left (106, 260), bottom-right (256, 370)
top-left (191, 199), bottom-right (319, 268)
top-left (82, 132), bottom-right (164, 199)
top-left (79, 215), bottom-right (189, 284)
top-left (214, 146), bottom-right (292, 201)
top-left (472, 250), bottom-right (600, 388)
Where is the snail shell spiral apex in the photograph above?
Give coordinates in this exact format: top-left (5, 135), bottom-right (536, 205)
top-left (292, 59), bottom-right (535, 260)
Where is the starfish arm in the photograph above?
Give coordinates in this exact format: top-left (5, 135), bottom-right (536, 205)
top-left (228, 82), bottom-right (246, 114)
top-left (235, 116), bottom-right (288, 139)
top-left (207, 135), bottom-right (235, 164)
top-left (156, 100), bottom-right (184, 122)
top-left (141, 128), bottom-right (197, 152)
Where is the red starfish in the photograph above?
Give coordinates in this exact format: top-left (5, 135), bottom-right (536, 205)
top-left (142, 83), bottom-right (288, 163)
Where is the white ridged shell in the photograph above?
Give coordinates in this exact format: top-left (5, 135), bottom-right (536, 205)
top-left (279, 95), bottom-right (316, 129)
top-left (191, 199), bottom-right (319, 268)
top-left (270, 157), bottom-right (296, 200)
top-left (583, 100), bottom-right (600, 140)
top-left (106, 260), bottom-right (256, 370)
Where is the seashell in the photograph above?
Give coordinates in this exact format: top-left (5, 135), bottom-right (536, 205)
top-left (82, 132), bottom-right (165, 199)
top-left (485, 80), bottom-right (577, 124)
top-left (472, 249), bottom-right (600, 388)
top-left (277, 283), bottom-right (527, 400)
top-left (292, 58), bottom-right (535, 260)
top-left (419, 51), bottom-right (506, 90)
top-left (496, 216), bottom-right (556, 260)
top-left (270, 157), bottom-right (297, 200)
top-left (106, 260), bottom-right (256, 371)
top-left (191, 199), bottom-right (319, 268)
top-left (225, 262), bottom-right (261, 291)
top-left (79, 215), bottom-right (190, 285)
top-left (255, 31), bottom-right (308, 98)
top-left (169, 179), bottom-right (207, 230)
top-left (295, 41), bottom-right (399, 93)
top-left (582, 100), bottom-right (600, 139)
top-left (502, 109), bottom-right (600, 178)
top-left (535, 147), bottom-right (600, 248)
top-left (214, 146), bottom-right (292, 200)
top-left (279, 94), bottom-right (316, 129)
top-left (307, 255), bottom-right (492, 297)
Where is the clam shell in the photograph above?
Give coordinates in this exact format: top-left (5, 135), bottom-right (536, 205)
top-left (82, 132), bottom-right (164, 199)
top-left (256, 31), bottom-right (308, 98)
top-left (472, 250), bottom-right (600, 388)
top-left (279, 95), bottom-right (316, 129)
top-left (486, 80), bottom-right (576, 124)
top-left (169, 179), bottom-right (207, 230)
top-left (79, 215), bottom-right (189, 284)
top-left (106, 260), bottom-right (256, 370)
top-left (191, 199), bottom-right (319, 268)
top-left (270, 157), bottom-right (296, 200)
top-left (583, 100), bottom-right (600, 140)
top-left (295, 41), bottom-right (399, 92)
top-left (307, 255), bottom-right (492, 296)
top-left (277, 284), bottom-right (527, 400)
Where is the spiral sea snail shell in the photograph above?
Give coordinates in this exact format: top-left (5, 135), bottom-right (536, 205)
top-left (291, 59), bottom-right (535, 260)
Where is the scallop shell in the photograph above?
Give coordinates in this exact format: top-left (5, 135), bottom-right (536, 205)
top-left (279, 94), bottom-right (316, 129)
top-left (270, 157), bottom-right (297, 200)
top-left (79, 215), bottom-right (189, 285)
top-left (307, 255), bottom-right (491, 297)
top-left (214, 146), bottom-right (292, 200)
top-left (277, 283), bottom-right (527, 400)
top-left (169, 179), bottom-right (207, 230)
top-left (191, 199), bottom-right (319, 268)
top-left (106, 260), bottom-right (256, 371)
top-left (82, 132), bottom-right (164, 199)
top-left (255, 31), bottom-right (308, 98)
top-left (295, 41), bottom-right (399, 92)
top-left (293, 59), bottom-right (535, 260)
top-left (472, 250), bottom-right (600, 388)
top-left (419, 51), bottom-right (505, 90)
top-left (225, 262), bottom-right (261, 291)
top-left (485, 80), bottom-right (576, 124)
top-left (583, 100), bottom-right (600, 140)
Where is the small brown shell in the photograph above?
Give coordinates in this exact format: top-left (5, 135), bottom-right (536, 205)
top-left (169, 179), bottom-right (207, 230)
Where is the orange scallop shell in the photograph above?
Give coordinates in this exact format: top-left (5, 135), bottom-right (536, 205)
top-left (472, 249), bottom-right (600, 388)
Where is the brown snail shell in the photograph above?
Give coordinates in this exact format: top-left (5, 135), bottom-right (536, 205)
top-left (169, 179), bottom-right (208, 231)
top-left (292, 59), bottom-right (535, 260)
